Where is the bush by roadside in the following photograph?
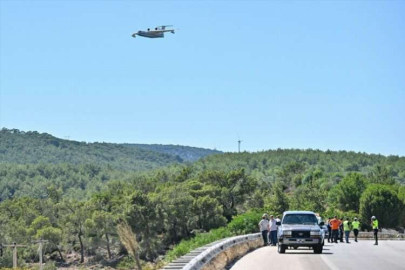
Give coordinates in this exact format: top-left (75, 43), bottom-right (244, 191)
top-left (164, 209), bottom-right (264, 262)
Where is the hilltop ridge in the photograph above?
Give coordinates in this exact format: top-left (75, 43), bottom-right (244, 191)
top-left (0, 128), bottom-right (221, 170)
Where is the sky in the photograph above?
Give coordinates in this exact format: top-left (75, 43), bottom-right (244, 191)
top-left (0, 1), bottom-right (404, 156)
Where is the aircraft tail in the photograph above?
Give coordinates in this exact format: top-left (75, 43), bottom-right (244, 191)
top-left (161, 25), bottom-right (173, 30)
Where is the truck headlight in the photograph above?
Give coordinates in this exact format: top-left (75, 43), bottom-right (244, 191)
top-left (310, 231), bottom-right (321, 236)
top-left (283, 230), bottom-right (292, 236)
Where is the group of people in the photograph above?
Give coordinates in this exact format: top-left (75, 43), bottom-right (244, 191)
top-left (327, 216), bottom-right (379, 245)
top-left (258, 214), bottom-right (281, 246)
top-left (259, 213), bottom-right (380, 246)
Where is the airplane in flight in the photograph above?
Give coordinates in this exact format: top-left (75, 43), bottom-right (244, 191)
top-left (132, 25), bottom-right (175, 39)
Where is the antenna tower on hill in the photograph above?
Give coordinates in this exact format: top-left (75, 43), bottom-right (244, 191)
top-left (237, 134), bottom-right (242, 153)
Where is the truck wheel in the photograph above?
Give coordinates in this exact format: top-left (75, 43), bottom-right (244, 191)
top-left (313, 244), bottom-right (323, 254)
top-left (278, 244), bottom-right (286, 254)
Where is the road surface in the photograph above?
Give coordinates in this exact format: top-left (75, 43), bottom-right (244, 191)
top-left (231, 241), bottom-right (405, 270)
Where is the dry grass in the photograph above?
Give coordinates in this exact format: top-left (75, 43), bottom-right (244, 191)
top-left (116, 222), bottom-right (143, 270)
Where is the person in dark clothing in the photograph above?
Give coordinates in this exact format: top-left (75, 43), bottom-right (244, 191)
top-left (372, 216), bottom-right (379, 245)
top-left (327, 217), bottom-right (332, 243)
top-left (268, 215), bottom-right (278, 246)
top-left (339, 218), bottom-right (344, 242)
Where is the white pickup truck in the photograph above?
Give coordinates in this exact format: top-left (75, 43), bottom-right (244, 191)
top-left (277, 211), bottom-right (325, 254)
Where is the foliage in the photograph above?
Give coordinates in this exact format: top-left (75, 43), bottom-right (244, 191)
top-left (328, 173), bottom-right (368, 212)
top-left (117, 222), bottom-right (143, 270)
top-left (123, 143), bottom-right (222, 162)
top-left (289, 183), bottom-right (327, 214)
top-left (359, 184), bottom-right (404, 228)
top-left (164, 227), bottom-right (233, 262)
top-left (198, 169), bottom-right (257, 220)
top-left (165, 209), bottom-right (263, 262)
top-left (264, 182), bottom-right (289, 215)
top-left (398, 186), bottom-right (405, 227)
top-left (1, 129), bottom-right (405, 268)
top-left (227, 209), bottom-right (263, 235)
top-left (0, 128), bottom-right (220, 171)
top-left (368, 165), bottom-right (396, 185)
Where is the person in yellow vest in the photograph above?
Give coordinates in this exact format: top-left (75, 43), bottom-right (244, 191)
top-left (352, 217), bottom-right (360, 242)
top-left (343, 218), bottom-right (351, 243)
top-left (371, 216), bottom-right (379, 245)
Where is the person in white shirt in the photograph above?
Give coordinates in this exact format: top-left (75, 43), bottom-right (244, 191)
top-left (315, 213), bottom-right (322, 224)
top-left (258, 214), bottom-right (270, 246)
top-left (269, 215), bottom-right (278, 246)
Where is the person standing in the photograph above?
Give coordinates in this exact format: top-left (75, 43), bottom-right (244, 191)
top-left (269, 215), bottom-right (278, 246)
top-left (315, 213), bottom-right (322, 224)
top-left (343, 218), bottom-right (351, 243)
top-left (330, 216), bottom-right (341, 243)
top-left (339, 217), bottom-right (344, 242)
top-left (259, 214), bottom-right (270, 246)
top-left (372, 216), bottom-right (379, 245)
top-left (352, 218), bottom-right (360, 242)
top-left (327, 217), bottom-right (332, 243)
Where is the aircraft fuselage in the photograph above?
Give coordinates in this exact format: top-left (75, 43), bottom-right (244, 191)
top-left (135, 31), bottom-right (164, 38)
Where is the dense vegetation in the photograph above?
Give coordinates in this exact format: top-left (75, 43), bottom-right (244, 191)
top-left (1, 129), bottom-right (405, 269)
top-left (123, 144), bottom-right (221, 162)
top-left (0, 128), bottom-right (220, 170)
top-left (0, 164), bottom-right (125, 201)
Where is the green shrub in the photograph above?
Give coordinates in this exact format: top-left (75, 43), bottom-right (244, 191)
top-left (228, 209), bottom-right (263, 234)
top-left (117, 256), bottom-right (136, 270)
top-left (165, 209), bottom-right (264, 262)
top-left (43, 261), bottom-right (57, 270)
top-left (360, 184), bottom-right (404, 228)
top-left (165, 227), bottom-right (232, 262)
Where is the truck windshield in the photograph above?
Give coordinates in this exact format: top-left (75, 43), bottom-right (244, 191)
top-left (282, 214), bottom-right (319, 225)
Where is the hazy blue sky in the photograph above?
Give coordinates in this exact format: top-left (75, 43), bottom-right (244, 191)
top-left (1, 1), bottom-right (404, 155)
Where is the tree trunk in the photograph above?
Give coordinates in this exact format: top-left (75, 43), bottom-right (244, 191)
top-left (57, 247), bottom-right (64, 261)
top-left (105, 232), bottom-right (112, 259)
top-left (78, 232), bottom-right (84, 263)
top-left (172, 220), bottom-right (178, 242)
top-left (230, 195), bottom-right (235, 209)
top-left (135, 253), bottom-right (143, 270)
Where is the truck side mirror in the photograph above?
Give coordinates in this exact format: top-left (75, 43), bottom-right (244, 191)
top-left (276, 221), bottom-right (281, 226)
top-left (319, 222), bottom-right (324, 226)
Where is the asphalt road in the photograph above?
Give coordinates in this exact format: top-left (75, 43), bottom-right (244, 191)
top-left (231, 240), bottom-right (405, 270)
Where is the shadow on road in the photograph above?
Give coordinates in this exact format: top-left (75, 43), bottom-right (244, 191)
top-left (282, 252), bottom-right (334, 255)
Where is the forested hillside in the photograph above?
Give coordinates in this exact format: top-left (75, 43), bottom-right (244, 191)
top-left (0, 128), bottom-right (220, 170)
top-left (0, 164), bottom-right (126, 201)
top-left (193, 149), bottom-right (405, 184)
top-left (1, 130), bottom-right (405, 269)
top-left (123, 144), bottom-right (221, 162)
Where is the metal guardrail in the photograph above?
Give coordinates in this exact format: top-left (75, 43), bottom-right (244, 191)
top-left (161, 233), bottom-right (261, 270)
top-left (162, 231), bottom-right (405, 270)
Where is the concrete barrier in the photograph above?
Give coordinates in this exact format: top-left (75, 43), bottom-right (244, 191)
top-left (356, 232), bottom-right (405, 240)
top-left (161, 233), bottom-right (261, 270)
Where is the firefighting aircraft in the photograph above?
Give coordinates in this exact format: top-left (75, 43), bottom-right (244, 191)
top-left (132, 25), bottom-right (175, 38)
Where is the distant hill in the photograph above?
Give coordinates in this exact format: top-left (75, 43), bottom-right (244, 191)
top-left (193, 149), bottom-right (405, 183)
top-left (0, 128), bottom-right (221, 170)
top-left (122, 144), bottom-right (222, 162)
